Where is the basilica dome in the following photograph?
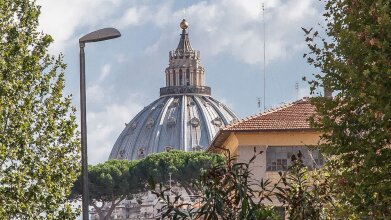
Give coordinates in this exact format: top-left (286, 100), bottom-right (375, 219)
top-left (109, 20), bottom-right (238, 160)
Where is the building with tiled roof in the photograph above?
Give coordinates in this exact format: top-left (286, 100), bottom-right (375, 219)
top-left (208, 98), bottom-right (323, 209)
top-left (224, 98), bottom-right (316, 131)
top-left (209, 98), bottom-right (318, 149)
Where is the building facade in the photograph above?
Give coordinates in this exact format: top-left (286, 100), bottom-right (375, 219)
top-left (208, 98), bottom-right (323, 199)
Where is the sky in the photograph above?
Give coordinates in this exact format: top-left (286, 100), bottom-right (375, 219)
top-left (36, 0), bottom-right (325, 165)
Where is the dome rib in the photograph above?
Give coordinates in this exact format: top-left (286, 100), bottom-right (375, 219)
top-left (149, 97), bottom-right (170, 153)
top-left (206, 98), bottom-right (229, 125)
top-left (192, 96), bottom-right (213, 144)
top-left (129, 103), bottom-right (156, 158)
top-left (181, 96), bottom-right (187, 151)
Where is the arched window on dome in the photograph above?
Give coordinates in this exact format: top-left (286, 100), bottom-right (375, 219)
top-left (186, 69), bottom-right (190, 86)
top-left (138, 147), bottom-right (146, 159)
top-left (192, 145), bottom-right (203, 151)
top-left (118, 149), bottom-right (125, 159)
top-left (179, 69), bottom-right (183, 86)
top-left (165, 146), bottom-right (173, 152)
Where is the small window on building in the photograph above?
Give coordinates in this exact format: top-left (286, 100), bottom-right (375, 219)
top-left (138, 148), bottom-right (146, 158)
top-left (131, 122), bottom-right (137, 130)
top-left (170, 99), bottom-right (179, 108)
top-left (190, 117), bottom-right (200, 127)
top-left (193, 145), bottom-right (203, 151)
top-left (212, 117), bottom-right (222, 127)
top-left (266, 146), bottom-right (324, 171)
top-left (118, 149), bottom-right (125, 159)
top-left (146, 118), bottom-right (154, 129)
top-left (165, 146), bottom-right (173, 152)
top-left (167, 117), bottom-right (177, 127)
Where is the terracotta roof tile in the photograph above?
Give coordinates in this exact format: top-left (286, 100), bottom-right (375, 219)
top-left (223, 98), bottom-right (316, 131)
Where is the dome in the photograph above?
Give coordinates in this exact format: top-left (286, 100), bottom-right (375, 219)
top-left (109, 20), bottom-right (238, 160)
top-left (109, 95), bottom-right (237, 160)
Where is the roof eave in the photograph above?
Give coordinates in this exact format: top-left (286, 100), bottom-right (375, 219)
top-left (207, 128), bottom-right (319, 152)
top-left (223, 128), bottom-right (318, 133)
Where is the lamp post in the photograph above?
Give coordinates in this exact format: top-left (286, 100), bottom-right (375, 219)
top-left (79, 28), bottom-right (121, 220)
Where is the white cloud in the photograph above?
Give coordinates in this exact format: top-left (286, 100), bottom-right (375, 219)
top-left (86, 84), bottom-right (105, 104)
top-left (129, 0), bottom-right (322, 66)
top-left (86, 64), bottom-right (112, 103)
top-left (37, 0), bottom-right (122, 53)
top-left (117, 6), bottom-right (148, 28)
top-left (81, 63), bottom-right (145, 164)
top-left (38, 0), bottom-right (321, 64)
top-left (99, 64), bottom-right (111, 81)
top-left (87, 97), bottom-right (143, 164)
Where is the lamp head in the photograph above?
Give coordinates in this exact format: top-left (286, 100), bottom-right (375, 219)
top-left (79, 28), bottom-right (121, 44)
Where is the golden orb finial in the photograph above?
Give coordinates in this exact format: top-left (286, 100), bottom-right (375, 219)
top-left (180, 19), bottom-right (189, 30)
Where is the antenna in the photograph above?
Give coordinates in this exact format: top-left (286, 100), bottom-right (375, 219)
top-left (295, 82), bottom-right (299, 100)
top-left (262, 3), bottom-right (266, 112)
top-left (257, 97), bottom-right (261, 112)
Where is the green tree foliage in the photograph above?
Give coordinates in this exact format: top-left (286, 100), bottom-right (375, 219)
top-left (0, 0), bottom-right (80, 219)
top-left (274, 153), bottom-right (332, 220)
top-left (71, 160), bottom-right (139, 220)
top-left (151, 149), bottom-right (280, 220)
top-left (132, 150), bottom-right (225, 192)
top-left (71, 151), bottom-right (223, 220)
top-left (304, 0), bottom-right (391, 218)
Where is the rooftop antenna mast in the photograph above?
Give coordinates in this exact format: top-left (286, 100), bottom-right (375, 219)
top-left (295, 82), bottom-right (299, 100)
top-left (262, 3), bottom-right (266, 112)
top-left (257, 97), bottom-right (261, 112)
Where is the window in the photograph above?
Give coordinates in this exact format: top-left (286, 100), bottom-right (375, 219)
top-left (145, 118), bottom-right (154, 129)
top-left (138, 148), bottom-right (146, 158)
top-left (266, 146), bottom-right (324, 171)
top-left (167, 117), bottom-right (176, 127)
top-left (192, 145), bottom-right (203, 151)
top-left (118, 149), bottom-right (125, 159)
top-left (165, 146), bottom-right (173, 152)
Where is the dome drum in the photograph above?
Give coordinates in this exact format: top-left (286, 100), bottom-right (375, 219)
top-left (160, 85), bottom-right (211, 96)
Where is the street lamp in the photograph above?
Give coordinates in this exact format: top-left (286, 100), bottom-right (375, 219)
top-left (79, 28), bottom-right (121, 220)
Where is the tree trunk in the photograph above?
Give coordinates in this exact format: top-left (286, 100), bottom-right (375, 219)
top-left (103, 197), bottom-right (125, 220)
top-left (91, 202), bottom-right (106, 220)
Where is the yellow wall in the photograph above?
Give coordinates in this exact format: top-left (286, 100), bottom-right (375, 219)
top-left (222, 131), bottom-right (321, 154)
top-left (217, 130), bottom-right (322, 206)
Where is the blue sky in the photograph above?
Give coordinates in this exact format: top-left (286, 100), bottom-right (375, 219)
top-left (37, 0), bottom-right (324, 164)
